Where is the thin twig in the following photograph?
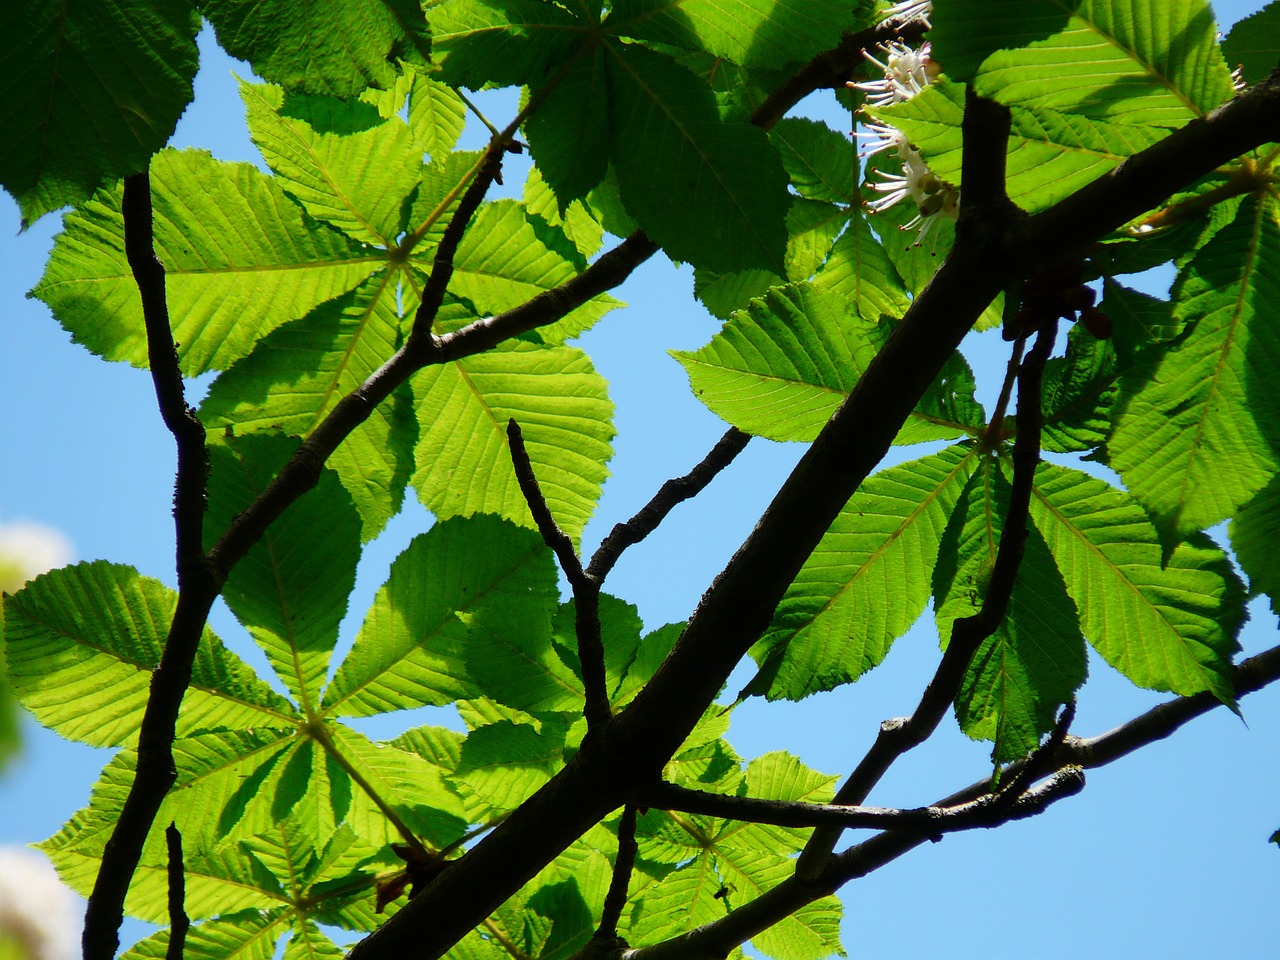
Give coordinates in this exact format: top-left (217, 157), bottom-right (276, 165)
top-left (596, 806), bottom-right (639, 940)
top-left (507, 420), bottom-right (611, 730)
top-left (164, 823), bottom-right (189, 960)
top-left (409, 148), bottom-right (505, 345)
top-left (588, 428), bottom-right (751, 581)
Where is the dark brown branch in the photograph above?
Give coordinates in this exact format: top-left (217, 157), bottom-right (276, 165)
top-left (119, 171), bottom-right (209, 581)
top-left (793, 101), bottom-right (1028, 882)
top-left (83, 174), bottom-right (218, 960)
top-left (623, 770), bottom-right (1084, 960)
top-left (164, 823), bottom-right (189, 960)
top-left (507, 419), bottom-right (610, 730)
top-left (595, 806), bottom-right (639, 941)
top-left (408, 148), bottom-right (505, 346)
top-left (639, 775), bottom-right (1082, 834)
top-left (587, 428), bottom-right (751, 582)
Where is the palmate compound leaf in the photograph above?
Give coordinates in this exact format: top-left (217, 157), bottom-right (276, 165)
top-left (957, 0), bottom-right (1235, 124)
top-left (674, 281), bottom-right (984, 446)
top-left (744, 444), bottom-right (979, 701)
top-left (201, 0), bottom-right (431, 98)
top-left (1110, 195), bottom-right (1280, 544)
top-left (200, 274), bottom-right (418, 541)
top-left (607, 0), bottom-right (862, 69)
top-left (409, 340), bottom-right (615, 543)
top-left (2, 562), bottom-right (294, 747)
top-left (933, 458), bottom-right (1086, 763)
top-left (31, 148), bottom-right (380, 376)
top-left (322, 516), bottom-right (559, 717)
top-left (603, 42), bottom-right (790, 275)
top-left (1030, 463), bottom-right (1244, 701)
top-left (0, 0), bottom-right (198, 227)
top-left (204, 433), bottom-right (362, 706)
top-left (241, 81), bottom-right (424, 246)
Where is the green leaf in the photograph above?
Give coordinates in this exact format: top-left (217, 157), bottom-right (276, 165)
top-left (768, 119), bottom-right (857, 203)
top-left (407, 72), bottom-right (468, 160)
top-left (608, 0), bottom-right (860, 68)
top-left (456, 718), bottom-right (568, 811)
top-left (1030, 463), bottom-right (1244, 701)
top-left (716, 852), bottom-right (842, 960)
top-left (1230, 476), bottom-right (1280, 617)
top-left (325, 725), bottom-right (470, 848)
top-left (1222, 2), bottom-right (1280, 84)
top-left (626, 856), bottom-right (726, 941)
top-left (524, 168), bottom-right (606, 264)
top-left (444, 200), bottom-right (621, 343)
top-left (0, 0), bottom-right (199, 226)
top-left (714, 752), bottom-right (837, 854)
top-left (120, 910), bottom-right (286, 960)
top-left (205, 433), bottom-right (362, 707)
top-left (811, 211), bottom-right (911, 324)
top-left (693, 268), bottom-right (784, 321)
top-left (242, 82), bottom-right (423, 246)
top-left (675, 282), bottom-right (981, 445)
top-left (429, 0), bottom-right (587, 88)
top-left (524, 46), bottom-right (611, 205)
top-left (410, 339), bottom-right (615, 541)
top-left (323, 516), bottom-right (558, 716)
top-left (1099, 277), bottom-right (1181, 363)
top-left (745, 445), bottom-right (978, 700)
top-left (200, 275), bottom-right (418, 541)
top-left (31, 149), bottom-right (378, 376)
top-left (1109, 196), bottom-right (1280, 542)
top-left (201, 0), bottom-right (432, 97)
top-left (783, 199), bottom-right (848, 284)
top-left (284, 920), bottom-right (346, 960)
top-left (604, 43), bottom-right (790, 274)
top-left (873, 76), bottom-right (1170, 213)
top-left (3, 562), bottom-right (295, 747)
top-left (933, 460), bottom-right (1086, 763)
top-left (1040, 322), bottom-right (1121, 455)
top-left (968, 0), bottom-right (1235, 124)
top-left (929, 0), bottom-right (1082, 82)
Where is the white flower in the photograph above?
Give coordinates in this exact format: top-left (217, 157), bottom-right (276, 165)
top-left (850, 40), bottom-right (938, 108)
top-left (865, 142), bottom-right (960, 247)
top-left (880, 0), bottom-right (932, 29)
top-left (0, 521), bottom-right (73, 594)
top-left (0, 848), bottom-right (80, 960)
top-left (855, 121), bottom-right (908, 159)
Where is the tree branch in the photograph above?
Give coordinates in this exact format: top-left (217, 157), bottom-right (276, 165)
top-left (595, 806), bottom-right (638, 942)
top-left (588, 428), bottom-right (751, 582)
top-left (508, 419), bottom-right (611, 730)
top-left (622, 643), bottom-right (1280, 960)
top-left (347, 77), bottom-right (1280, 960)
top-left (83, 173), bottom-right (218, 960)
top-left (164, 823), bottom-right (188, 960)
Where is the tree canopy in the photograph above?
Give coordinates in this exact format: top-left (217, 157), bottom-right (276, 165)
top-left (2, 1), bottom-right (1279, 959)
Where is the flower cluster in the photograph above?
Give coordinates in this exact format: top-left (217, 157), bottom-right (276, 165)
top-left (850, 6), bottom-right (959, 247)
top-left (0, 848), bottom-right (79, 960)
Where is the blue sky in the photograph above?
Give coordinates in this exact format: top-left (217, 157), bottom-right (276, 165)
top-left (1, 3), bottom-right (1277, 956)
